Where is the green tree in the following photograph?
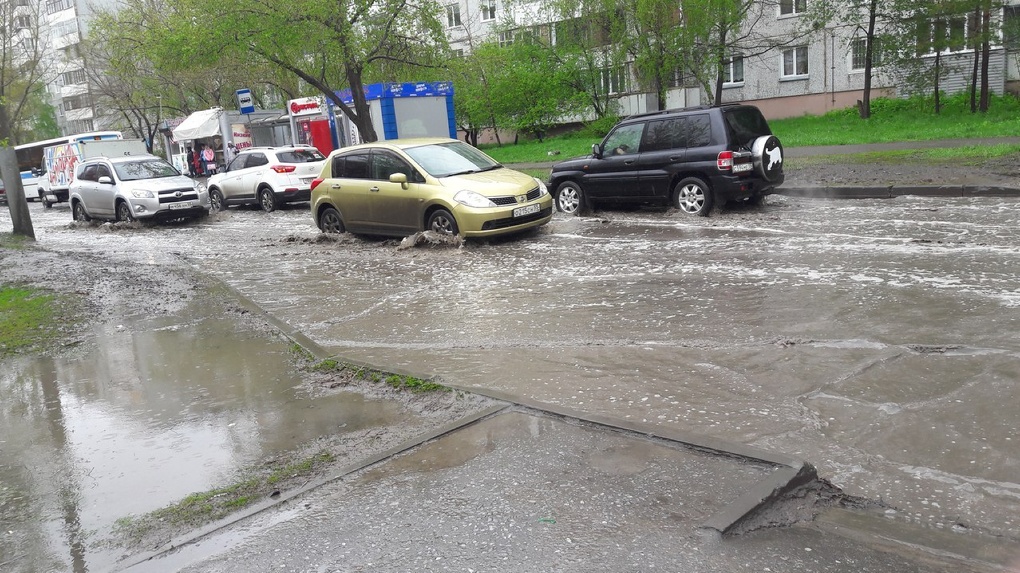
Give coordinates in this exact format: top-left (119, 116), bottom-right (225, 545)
top-left (155, 0), bottom-right (449, 142)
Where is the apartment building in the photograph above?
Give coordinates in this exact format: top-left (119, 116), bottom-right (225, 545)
top-left (444, 0), bottom-right (1020, 120)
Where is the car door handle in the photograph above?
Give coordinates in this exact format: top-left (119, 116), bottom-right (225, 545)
top-left (670, 156), bottom-right (682, 161)
top-left (369, 186), bottom-right (380, 192)
top-left (330, 184), bottom-right (341, 189)
top-left (624, 160), bottom-right (635, 165)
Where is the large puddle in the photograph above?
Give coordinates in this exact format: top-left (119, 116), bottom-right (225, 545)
top-left (0, 297), bottom-right (406, 573)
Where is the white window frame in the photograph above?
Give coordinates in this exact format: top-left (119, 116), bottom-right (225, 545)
top-left (781, 46), bottom-right (809, 79)
top-left (779, 0), bottom-right (806, 17)
top-left (723, 55), bottom-right (744, 85)
top-left (850, 37), bottom-right (881, 71)
top-left (446, 3), bottom-right (462, 28)
top-left (498, 30), bottom-right (513, 47)
top-left (480, 0), bottom-right (496, 22)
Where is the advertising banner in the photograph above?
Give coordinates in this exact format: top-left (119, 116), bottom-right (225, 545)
top-left (231, 124), bottom-right (253, 151)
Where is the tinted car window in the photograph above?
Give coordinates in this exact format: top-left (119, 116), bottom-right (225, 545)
top-left (96, 165), bottom-right (113, 180)
top-left (79, 164), bottom-right (98, 182)
top-left (642, 118), bottom-right (684, 152)
top-left (113, 159), bottom-right (179, 181)
top-left (371, 151), bottom-right (413, 181)
top-left (245, 153), bottom-right (269, 169)
top-left (341, 153), bottom-right (370, 179)
top-left (277, 149), bottom-right (326, 163)
top-left (602, 123), bottom-right (644, 156)
top-left (226, 155), bottom-right (246, 172)
top-left (686, 114), bottom-right (712, 148)
top-left (723, 107), bottom-right (771, 147)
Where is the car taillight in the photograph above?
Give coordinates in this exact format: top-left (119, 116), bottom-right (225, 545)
top-left (271, 165), bottom-right (297, 173)
top-left (717, 151), bottom-right (733, 171)
top-left (310, 178), bottom-right (323, 191)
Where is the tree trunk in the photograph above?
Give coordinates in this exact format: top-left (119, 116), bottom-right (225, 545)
top-left (979, 5), bottom-right (991, 112)
top-left (0, 103), bottom-right (36, 239)
top-left (345, 65), bottom-right (378, 142)
top-left (934, 52), bottom-right (941, 114)
top-left (970, 5), bottom-right (981, 113)
top-left (861, 0), bottom-right (878, 119)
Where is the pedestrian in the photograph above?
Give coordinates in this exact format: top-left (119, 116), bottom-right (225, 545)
top-left (192, 144), bottom-right (204, 177)
top-left (185, 147), bottom-right (196, 177)
top-left (202, 145), bottom-right (216, 175)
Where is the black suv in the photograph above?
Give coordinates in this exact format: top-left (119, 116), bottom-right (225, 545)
top-left (549, 104), bottom-right (784, 216)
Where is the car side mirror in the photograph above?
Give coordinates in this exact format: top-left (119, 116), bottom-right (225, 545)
top-left (98, 176), bottom-right (113, 184)
top-left (591, 143), bottom-right (603, 159)
top-left (389, 172), bottom-right (409, 190)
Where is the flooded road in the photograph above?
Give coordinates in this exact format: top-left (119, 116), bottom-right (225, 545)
top-left (7, 195), bottom-right (1020, 553)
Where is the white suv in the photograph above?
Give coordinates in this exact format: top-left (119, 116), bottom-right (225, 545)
top-left (207, 146), bottom-right (326, 212)
top-left (69, 155), bottom-right (210, 222)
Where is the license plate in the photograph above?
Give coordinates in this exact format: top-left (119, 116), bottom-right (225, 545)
top-left (733, 163), bottom-right (753, 173)
top-left (513, 203), bottom-right (541, 217)
top-left (168, 201), bottom-right (192, 210)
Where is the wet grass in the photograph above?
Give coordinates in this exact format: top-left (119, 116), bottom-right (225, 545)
top-left (0, 285), bottom-right (74, 357)
top-left (486, 94), bottom-right (1020, 165)
top-left (0, 232), bottom-right (32, 250)
top-left (310, 358), bottom-right (448, 393)
top-left (116, 452), bottom-right (335, 538)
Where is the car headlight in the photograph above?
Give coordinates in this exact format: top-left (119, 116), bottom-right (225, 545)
top-left (533, 177), bottom-right (548, 196)
top-left (194, 181), bottom-right (207, 194)
top-left (130, 189), bottom-right (155, 199)
top-left (453, 190), bottom-right (496, 208)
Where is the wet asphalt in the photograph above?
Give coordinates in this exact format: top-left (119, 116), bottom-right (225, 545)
top-left (3, 159), bottom-right (1020, 571)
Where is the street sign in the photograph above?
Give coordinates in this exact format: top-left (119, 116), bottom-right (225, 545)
top-left (236, 89), bottom-right (255, 114)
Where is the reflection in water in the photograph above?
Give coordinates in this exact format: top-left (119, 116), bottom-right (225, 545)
top-left (0, 300), bottom-right (404, 573)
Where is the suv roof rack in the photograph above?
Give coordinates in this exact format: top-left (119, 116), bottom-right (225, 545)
top-left (626, 102), bottom-right (744, 121)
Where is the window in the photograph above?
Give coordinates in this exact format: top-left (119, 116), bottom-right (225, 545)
top-left (50, 19), bottom-right (77, 39)
top-left (336, 153), bottom-right (370, 179)
top-left (480, 0), bottom-right (496, 21)
top-left (642, 118), bottom-right (683, 152)
top-left (371, 151), bottom-right (417, 181)
top-left (781, 46), bottom-right (808, 78)
top-left (850, 37), bottom-right (880, 70)
top-left (599, 66), bottom-right (628, 95)
top-left (685, 115), bottom-right (712, 148)
top-left (916, 15), bottom-right (972, 55)
top-left (46, 0), bottom-right (73, 14)
top-left (723, 55), bottom-right (744, 84)
top-left (451, 48), bottom-right (464, 58)
top-left (62, 69), bottom-right (86, 85)
top-left (244, 153), bottom-right (269, 168)
top-left (15, 15), bottom-right (33, 30)
top-left (498, 31), bottom-right (513, 47)
top-left (63, 94), bottom-right (91, 111)
top-left (68, 119), bottom-right (94, 133)
top-left (446, 4), bottom-right (461, 27)
top-left (1006, 6), bottom-right (1020, 49)
top-left (779, 0), bottom-right (806, 16)
top-left (602, 123), bottom-right (643, 156)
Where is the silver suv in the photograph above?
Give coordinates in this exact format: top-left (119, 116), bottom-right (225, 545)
top-left (69, 155), bottom-right (210, 222)
top-left (207, 145), bottom-right (326, 212)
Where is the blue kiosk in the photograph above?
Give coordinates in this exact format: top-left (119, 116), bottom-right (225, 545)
top-left (330, 81), bottom-right (456, 147)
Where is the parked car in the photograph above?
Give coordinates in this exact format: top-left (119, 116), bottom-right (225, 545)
top-left (549, 104), bottom-right (784, 217)
top-left (311, 138), bottom-right (553, 238)
top-left (207, 145), bottom-right (326, 212)
top-left (69, 155), bottom-right (210, 222)
top-left (0, 178), bottom-right (6, 205)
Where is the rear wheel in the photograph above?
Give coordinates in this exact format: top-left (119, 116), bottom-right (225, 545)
top-left (259, 188), bottom-right (278, 212)
top-left (318, 206), bottom-right (345, 233)
top-left (555, 181), bottom-right (586, 215)
top-left (116, 200), bottom-right (134, 222)
top-left (427, 209), bottom-right (459, 236)
top-left (72, 201), bottom-right (91, 222)
top-left (672, 177), bottom-right (713, 217)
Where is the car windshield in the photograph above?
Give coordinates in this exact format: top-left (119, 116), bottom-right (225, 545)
top-left (113, 159), bottom-right (180, 181)
top-left (277, 149), bottom-right (325, 163)
top-left (404, 142), bottom-right (501, 178)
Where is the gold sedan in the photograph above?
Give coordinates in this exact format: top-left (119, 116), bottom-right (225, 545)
top-left (310, 138), bottom-right (553, 238)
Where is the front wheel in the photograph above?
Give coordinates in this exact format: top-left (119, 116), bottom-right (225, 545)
top-left (72, 201), bottom-right (91, 222)
top-left (209, 188), bottom-right (225, 212)
top-left (116, 200), bottom-right (134, 222)
top-left (318, 206), bottom-right (346, 234)
top-left (555, 181), bottom-right (586, 215)
top-left (259, 188), bottom-right (278, 213)
top-left (672, 177), bottom-right (713, 217)
top-left (427, 209), bottom-right (459, 236)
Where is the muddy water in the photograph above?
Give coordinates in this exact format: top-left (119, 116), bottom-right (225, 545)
top-left (13, 197), bottom-right (1020, 544)
top-left (0, 292), bottom-right (405, 573)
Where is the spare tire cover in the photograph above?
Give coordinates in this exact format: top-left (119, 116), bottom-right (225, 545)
top-left (752, 135), bottom-right (784, 182)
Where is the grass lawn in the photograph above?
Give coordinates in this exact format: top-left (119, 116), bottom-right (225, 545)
top-left (482, 93), bottom-right (1020, 166)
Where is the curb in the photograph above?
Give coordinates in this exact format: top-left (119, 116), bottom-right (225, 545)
top-left (778, 185), bottom-right (1020, 199)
